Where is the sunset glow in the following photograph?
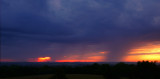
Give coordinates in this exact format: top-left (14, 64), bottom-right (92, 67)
top-left (130, 44), bottom-right (160, 54)
top-left (55, 60), bottom-right (98, 62)
top-left (99, 52), bottom-right (106, 54)
top-left (124, 42), bottom-right (160, 62)
top-left (57, 52), bottom-right (106, 62)
top-left (37, 57), bottom-right (51, 62)
top-left (140, 54), bottom-right (160, 61)
top-left (2, 0), bottom-right (160, 63)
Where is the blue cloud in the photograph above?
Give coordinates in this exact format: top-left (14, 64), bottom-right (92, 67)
top-left (1, 0), bottom-right (160, 61)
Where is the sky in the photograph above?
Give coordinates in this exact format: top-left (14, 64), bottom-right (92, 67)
top-left (1, 0), bottom-right (160, 62)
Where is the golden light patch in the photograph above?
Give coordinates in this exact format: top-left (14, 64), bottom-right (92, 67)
top-left (129, 43), bottom-right (160, 54)
top-left (55, 60), bottom-right (98, 62)
top-left (37, 57), bottom-right (51, 62)
top-left (58, 52), bottom-right (107, 62)
top-left (140, 54), bottom-right (160, 61)
top-left (87, 56), bottom-right (105, 61)
top-left (125, 42), bottom-right (160, 62)
top-left (124, 55), bottom-right (141, 62)
top-left (99, 51), bottom-right (108, 54)
top-left (100, 52), bottom-right (105, 54)
top-left (124, 54), bottom-right (160, 62)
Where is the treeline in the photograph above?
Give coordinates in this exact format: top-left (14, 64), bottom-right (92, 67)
top-left (0, 61), bottom-right (160, 79)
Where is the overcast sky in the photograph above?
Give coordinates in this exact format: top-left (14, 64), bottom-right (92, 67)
top-left (1, 0), bottom-right (160, 62)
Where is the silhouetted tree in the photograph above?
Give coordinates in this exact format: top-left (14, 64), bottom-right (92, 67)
top-left (49, 69), bottom-right (68, 79)
top-left (136, 61), bottom-right (159, 79)
top-left (1, 61), bottom-right (160, 79)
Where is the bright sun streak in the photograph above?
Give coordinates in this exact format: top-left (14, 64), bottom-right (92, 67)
top-left (140, 54), bottom-right (160, 60)
top-left (124, 42), bottom-right (160, 62)
top-left (38, 57), bottom-right (51, 62)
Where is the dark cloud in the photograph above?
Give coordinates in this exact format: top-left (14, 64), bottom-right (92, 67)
top-left (1, 0), bottom-right (160, 61)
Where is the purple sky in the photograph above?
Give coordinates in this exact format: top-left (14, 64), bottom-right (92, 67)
top-left (1, 0), bottom-right (160, 62)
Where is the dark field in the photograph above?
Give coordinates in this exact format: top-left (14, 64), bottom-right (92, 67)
top-left (0, 74), bottom-right (104, 79)
top-left (0, 61), bottom-right (160, 79)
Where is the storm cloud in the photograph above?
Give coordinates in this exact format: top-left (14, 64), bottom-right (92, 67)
top-left (1, 0), bottom-right (160, 62)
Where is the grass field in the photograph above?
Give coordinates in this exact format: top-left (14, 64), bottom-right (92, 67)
top-left (0, 74), bottom-right (104, 79)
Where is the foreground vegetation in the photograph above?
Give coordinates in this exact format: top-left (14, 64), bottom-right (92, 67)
top-left (0, 74), bottom-right (104, 79)
top-left (0, 61), bottom-right (160, 79)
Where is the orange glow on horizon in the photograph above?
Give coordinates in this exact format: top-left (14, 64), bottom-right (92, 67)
top-left (37, 57), bottom-right (51, 62)
top-left (100, 52), bottom-right (105, 54)
top-left (140, 54), bottom-right (160, 61)
top-left (124, 55), bottom-right (160, 62)
top-left (124, 42), bottom-right (160, 62)
top-left (55, 60), bottom-right (99, 62)
top-left (59, 52), bottom-right (106, 62)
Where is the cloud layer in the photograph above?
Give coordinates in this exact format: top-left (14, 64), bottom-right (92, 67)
top-left (1, 0), bottom-right (160, 62)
